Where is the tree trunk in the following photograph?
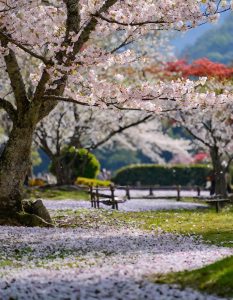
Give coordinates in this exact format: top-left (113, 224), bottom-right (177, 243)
top-left (0, 122), bottom-right (53, 226)
top-left (210, 147), bottom-right (227, 197)
top-left (52, 157), bottom-right (68, 185)
top-left (0, 124), bottom-right (35, 217)
top-left (52, 155), bottom-right (76, 186)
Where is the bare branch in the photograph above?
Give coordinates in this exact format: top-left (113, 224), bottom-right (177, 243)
top-left (93, 13), bottom-right (167, 27)
top-left (43, 95), bottom-right (95, 106)
top-left (178, 113), bottom-right (211, 148)
top-left (90, 114), bottom-right (153, 150)
top-left (0, 31), bottom-right (49, 64)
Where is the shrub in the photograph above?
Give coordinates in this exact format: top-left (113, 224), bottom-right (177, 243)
top-left (113, 164), bottom-right (212, 187)
top-left (76, 177), bottom-right (112, 187)
top-left (50, 147), bottom-right (100, 183)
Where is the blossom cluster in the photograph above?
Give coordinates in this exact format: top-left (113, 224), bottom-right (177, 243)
top-left (0, 1), bottom-right (232, 113)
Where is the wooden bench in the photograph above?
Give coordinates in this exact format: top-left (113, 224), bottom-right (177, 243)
top-left (89, 185), bottom-right (127, 210)
top-left (205, 197), bottom-right (230, 213)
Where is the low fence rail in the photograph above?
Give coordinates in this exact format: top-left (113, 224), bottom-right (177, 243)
top-left (76, 184), bottom-right (207, 206)
top-left (75, 184), bottom-right (232, 212)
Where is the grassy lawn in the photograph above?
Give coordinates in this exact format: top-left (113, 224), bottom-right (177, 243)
top-left (109, 207), bottom-right (233, 247)
top-left (150, 256), bottom-right (233, 298)
top-left (53, 206), bottom-right (233, 247)
top-left (24, 187), bottom-right (89, 201)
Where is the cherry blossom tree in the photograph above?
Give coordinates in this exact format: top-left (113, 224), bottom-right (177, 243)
top-left (34, 102), bottom-right (152, 184)
top-left (0, 0), bottom-right (232, 224)
top-left (161, 59), bottom-right (233, 196)
top-left (169, 102), bottom-right (233, 196)
top-left (34, 103), bottom-right (192, 184)
top-left (108, 118), bottom-right (192, 164)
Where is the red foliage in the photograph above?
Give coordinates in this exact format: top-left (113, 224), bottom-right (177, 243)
top-left (165, 58), bottom-right (233, 80)
top-left (192, 152), bottom-right (209, 163)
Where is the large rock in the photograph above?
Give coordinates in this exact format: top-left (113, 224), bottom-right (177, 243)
top-left (23, 199), bottom-right (52, 224)
top-left (16, 212), bottom-right (54, 227)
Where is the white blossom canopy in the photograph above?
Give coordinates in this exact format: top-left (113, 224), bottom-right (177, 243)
top-left (0, 0), bottom-right (233, 117)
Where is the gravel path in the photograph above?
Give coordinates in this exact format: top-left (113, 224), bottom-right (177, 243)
top-left (0, 226), bottom-right (232, 300)
top-left (44, 198), bottom-right (208, 211)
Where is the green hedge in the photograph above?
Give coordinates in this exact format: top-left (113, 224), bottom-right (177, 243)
top-left (113, 164), bottom-right (212, 187)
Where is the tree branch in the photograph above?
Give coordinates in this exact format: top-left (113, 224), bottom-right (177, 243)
top-left (43, 95), bottom-right (94, 106)
top-left (178, 113), bottom-right (211, 148)
top-left (90, 114), bottom-right (153, 150)
top-left (0, 31), bottom-right (49, 64)
top-left (0, 98), bottom-right (17, 121)
top-left (34, 129), bottom-right (54, 158)
top-left (1, 38), bottom-right (29, 113)
top-left (93, 13), bottom-right (166, 27)
top-left (64, 0), bottom-right (81, 39)
top-left (73, 0), bottom-right (119, 55)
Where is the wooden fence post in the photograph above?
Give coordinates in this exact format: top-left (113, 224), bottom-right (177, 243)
top-left (126, 185), bottom-right (131, 200)
top-left (96, 185), bottom-right (100, 208)
top-left (149, 186), bottom-right (154, 196)
top-left (215, 196), bottom-right (221, 213)
top-left (110, 184), bottom-right (116, 209)
top-left (216, 200), bottom-right (220, 213)
top-left (176, 185), bottom-right (181, 201)
top-left (90, 186), bottom-right (94, 207)
top-left (197, 186), bottom-right (201, 197)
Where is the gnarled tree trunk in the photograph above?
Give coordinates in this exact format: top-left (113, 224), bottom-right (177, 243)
top-left (0, 116), bottom-right (54, 226)
top-left (0, 124), bottom-right (34, 216)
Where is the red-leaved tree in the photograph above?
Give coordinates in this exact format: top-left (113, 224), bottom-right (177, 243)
top-left (165, 58), bottom-right (233, 80)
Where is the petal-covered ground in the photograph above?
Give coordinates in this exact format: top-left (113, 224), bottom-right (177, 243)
top-left (0, 223), bottom-right (232, 300)
top-left (43, 199), bottom-right (208, 211)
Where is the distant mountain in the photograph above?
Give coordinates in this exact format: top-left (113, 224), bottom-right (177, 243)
top-left (181, 15), bottom-right (233, 64)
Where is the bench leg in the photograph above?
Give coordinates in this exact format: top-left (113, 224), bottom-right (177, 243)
top-left (115, 202), bottom-right (118, 210)
top-left (216, 201), bottom-right (220, 213)
top-left (97, 200), bottom-right (100, 209)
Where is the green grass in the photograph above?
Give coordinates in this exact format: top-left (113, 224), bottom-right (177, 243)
top-left (53, 206), bottom-right (233, 247)
top-left (107, 208), bottom-right (233, 247)
top-left (24, 187), bottom-right (89, 201)
top-left (150, 256), bottom-right (233, 298)
top-left (0, 259), bottom-right (17, 268)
